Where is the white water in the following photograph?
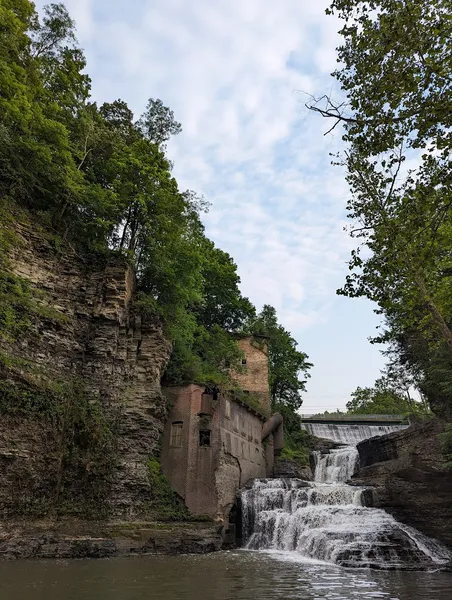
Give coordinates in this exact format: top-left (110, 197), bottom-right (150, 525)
top-left (301, 422), bottom-right (408, 444)
top-left (313, 445), bottom-right (359, 483)
top-left (241, 424), bottom-right (451, 569)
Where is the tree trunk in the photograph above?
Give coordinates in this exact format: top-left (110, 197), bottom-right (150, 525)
top-left (415, 271), bottom-right (452, 358)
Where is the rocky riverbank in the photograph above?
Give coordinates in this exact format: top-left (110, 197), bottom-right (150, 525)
top-left (0, 519), bottom-right (223, 560)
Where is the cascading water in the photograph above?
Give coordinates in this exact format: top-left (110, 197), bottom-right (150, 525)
top-left (241, 423), bottom-right (451, 569)
top-left (301, 422), bottom-right (408, 445)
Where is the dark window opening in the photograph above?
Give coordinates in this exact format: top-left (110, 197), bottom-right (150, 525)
top-left (170, 421), bottom-right (183, 447)
top-left (225, 360), bottom-right (231, 368)
top-left (199, 429), bottom-right (211, 447)
top-left (241, 358), bottom-right (247, 365)
top-left (204, 386), bottom-right (219, 401)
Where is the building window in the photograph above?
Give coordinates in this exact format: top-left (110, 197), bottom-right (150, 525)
top-left (199, 430), bottom-right (211, 447)
top-left (233, 414), bottom-right (239, 432)
top-left (241, 358), bottom-right (247, 365)
top-left (225, 399), bottom-right (231, 419)
top-left (170, 422), bottom-right (183, 447)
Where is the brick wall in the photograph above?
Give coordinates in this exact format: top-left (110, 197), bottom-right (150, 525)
top-left (233, 337), bottom-right (271, 414)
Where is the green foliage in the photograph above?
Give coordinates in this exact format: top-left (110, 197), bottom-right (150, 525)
top-left (162, 240), bottom-right (255, 386)
top-left (312, 0), bottom-right (452, 418)
top-left (0, 356), bottom-right (118, 516)
top-left (347, 379), bottom-right (429, 416)
top-left (196, 241), bottom-right (256, 332)
top-left (251, 305), bottom-right (312, 412)
top-left (277, 405), bottom-right (312, 466)
top-left (0, 272), bottom-right (35, 339)
top-left (147, 458), bottom-right (189, 520)
top-left (137, 98), bottom-right (182, 146)
top-left (279, 444), bottom-right (310, 466)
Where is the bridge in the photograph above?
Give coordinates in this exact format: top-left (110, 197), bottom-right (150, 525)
top-left (300, 414), bottom-right (408, 426)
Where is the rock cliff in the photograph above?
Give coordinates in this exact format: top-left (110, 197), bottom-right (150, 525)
top-left (353, 419), bottom-right (452, 548)
top-left (0, 216), bottom-right (183, 528)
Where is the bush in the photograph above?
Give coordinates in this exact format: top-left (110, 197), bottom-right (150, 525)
top-left (147, 458), bottom-right (189, 520)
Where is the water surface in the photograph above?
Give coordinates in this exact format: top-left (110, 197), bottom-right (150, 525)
top-left (0, 551), bottom-right (451, 600)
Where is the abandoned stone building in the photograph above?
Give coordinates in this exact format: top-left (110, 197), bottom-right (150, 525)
top-left (161, 336), bottom-right (283, 523)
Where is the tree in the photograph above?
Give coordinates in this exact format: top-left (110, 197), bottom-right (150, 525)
top-left (137, 98), bottom-right (182, 146)
top-left (196, 241), bottom-right (256, 332)
top-left (310, 0), bottom-right (452, 418)
top-left (347, 377), bottom-right (428, 416)
top-left (251, 305), bottom-right (312, 411)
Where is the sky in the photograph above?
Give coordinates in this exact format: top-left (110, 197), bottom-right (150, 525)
top-left (35, 0), bottom-right (387, 414)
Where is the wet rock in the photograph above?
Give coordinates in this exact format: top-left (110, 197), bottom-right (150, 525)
top-left (311, 437), bottom-right (343, 452)
top-left (274, 458), bottom-right (312, 480)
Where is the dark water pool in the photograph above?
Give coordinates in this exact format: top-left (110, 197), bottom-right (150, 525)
top-left (0, 551), bottom-right (451, 600)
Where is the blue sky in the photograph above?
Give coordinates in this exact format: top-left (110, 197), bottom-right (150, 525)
top-left (35, 0), bottom-right (386, 413)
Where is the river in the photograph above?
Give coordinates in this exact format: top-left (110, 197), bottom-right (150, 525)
top-left (0, 552), bottom-right (451, 599)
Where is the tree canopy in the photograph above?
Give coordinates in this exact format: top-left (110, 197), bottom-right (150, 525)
top-left (312, 0), bottom-right (452, 418)
top-left (347, 377), bottom-right (429, 416)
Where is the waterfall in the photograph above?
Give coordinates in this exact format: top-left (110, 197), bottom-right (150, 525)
top-left (313, 446), bottom-right (359, 483)
top-left (240, 424), bottom-right (451, 569)
top-left (301, 422), bottom-right (407, 444)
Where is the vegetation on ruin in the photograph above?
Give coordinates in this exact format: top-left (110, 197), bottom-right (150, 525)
top-left (147, 458), bottom-right (190, 521)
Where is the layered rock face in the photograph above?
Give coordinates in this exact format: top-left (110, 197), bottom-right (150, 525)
top-left (0, 221), bottom-right (172, 521)
top-left (353, 420), bottom-right (452, 548)
top-left (274, 458), bottom-right (313, 480)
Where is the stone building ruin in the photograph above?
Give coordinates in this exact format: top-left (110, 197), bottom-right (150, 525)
top-left (161, 336), bottom-right (284, 526)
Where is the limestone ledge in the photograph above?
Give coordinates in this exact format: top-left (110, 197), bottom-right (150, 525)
top-left (0, 520), bottom-right (223, 560)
